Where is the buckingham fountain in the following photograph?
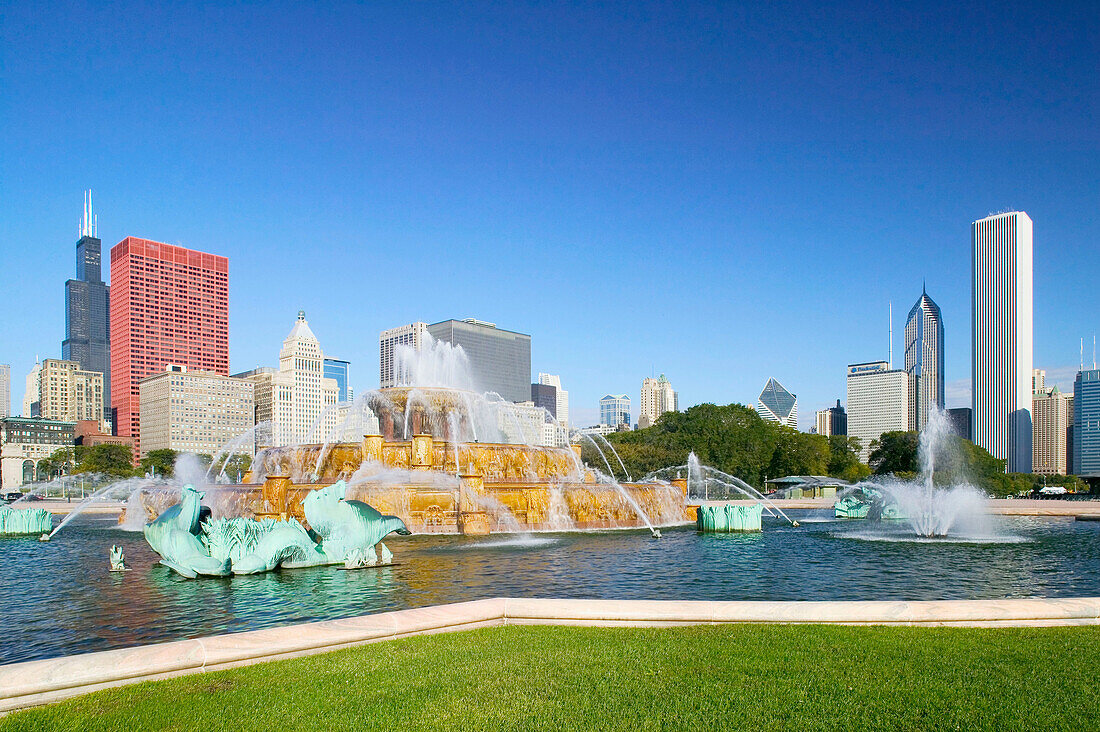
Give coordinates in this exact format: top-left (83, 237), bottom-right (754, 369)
top-left (118, 337), bottom-right (695, 576)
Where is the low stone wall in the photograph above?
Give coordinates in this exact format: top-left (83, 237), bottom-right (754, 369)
top-left (2, 596), bottom-right (1099, 714)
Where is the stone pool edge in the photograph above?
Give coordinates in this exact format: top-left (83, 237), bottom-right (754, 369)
top-left (3, 596), bottom-right (1099, 714)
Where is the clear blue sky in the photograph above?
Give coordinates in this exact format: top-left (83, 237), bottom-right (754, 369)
top-left (2, 1), bottom-right (1097, 428)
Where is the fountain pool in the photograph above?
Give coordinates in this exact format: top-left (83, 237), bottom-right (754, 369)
top-left (2, 508), bottom-right (1098, 665)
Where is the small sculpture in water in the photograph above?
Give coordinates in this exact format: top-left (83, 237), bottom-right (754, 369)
top-left (143, 482), bottom-right (410, 578)
top-left (834, 488), bottom-right (905, 521)
top-left (0, 506), bottom-right (53, 536)
top-left (109, 545), bottom-right (129, 572)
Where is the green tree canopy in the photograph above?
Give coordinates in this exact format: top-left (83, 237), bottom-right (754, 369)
top-left (74, 444), bottom-right (136, 477)
top-left (827, 436), bottom-right (871, 483)
top-left (140, 449), bottom-right (178, 478)
top-left (583, 403), bottom-right (861, 488)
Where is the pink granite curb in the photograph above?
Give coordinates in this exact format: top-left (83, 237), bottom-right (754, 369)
top-left (2, 596), bottom-right (1098, 714)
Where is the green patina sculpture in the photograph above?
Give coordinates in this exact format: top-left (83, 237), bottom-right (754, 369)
top-left (834, 489), bottom-right (906, 520)
top-left (0, 506), bottom-right (53, 536)
top-left (696, 503), bottom-right (763, 532)
top-left (143, 481), bottom-right (410, 578)
top-left (109, 545), bottom-right (130, 572)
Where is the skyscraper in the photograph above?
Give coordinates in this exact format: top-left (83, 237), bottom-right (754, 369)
top-left (1032, 385), bottom-right (1070, 475)
top-left (531, 382), bottom-right (557, 419)
top-left (139, 365), bottom-right (254, 458)
top-left (110, 237), bottom-right (229, 453)
top-left (63, 191), bottom-right (111, 419)
top-left (0, 364), bottom-right (9, 418)
top-left (22, 360), bottom-right (41, 417)
top-left (814, 400), bottom-right (847, 437)
top-left (972, 211), bottom-right (1033, 473)
top-left (1073, 369), bottom-right (1100, 476)
top-left (538, 373), bottom-right (569, 426)
top-left (379, 323), bottom-right (429, 388)
top-left (323, 358), bottom-right (352, 402)
top-left (599, 394), bottom-right (631, 428)
top-left (37, 359), bottom-right (104, 426)
top-left (639, 375), bottom-right (678, 428)
top-left (904, 286), bottom-right (944, 430)
top-left (240, 312), bottom-right (339, 446)
top-left (846, 361), bottom-right (914, 461)
top-left (426, 319), bottom-right (531, 403)
top-left (757, 378), bottom-right (797, 428)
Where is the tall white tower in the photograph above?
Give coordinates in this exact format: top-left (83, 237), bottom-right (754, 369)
top-left (972, 211), bottom-right (1033, 472)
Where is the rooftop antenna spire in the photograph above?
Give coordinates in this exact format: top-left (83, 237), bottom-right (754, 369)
top-left (1094, 334), bottom-right (1096, 370)
top-left (888, 301), bottom-right (893, 368)
top-left (79, 189), bottom-right (96, 238)
top-left (1081, 338), bottom-right (1085, 371)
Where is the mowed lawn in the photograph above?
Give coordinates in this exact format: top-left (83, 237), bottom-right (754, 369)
top-left (3, 624), bottom-right (1098, 731)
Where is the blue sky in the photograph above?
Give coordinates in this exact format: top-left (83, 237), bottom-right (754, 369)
top-left (1, 1), bottom-right (1097, 428)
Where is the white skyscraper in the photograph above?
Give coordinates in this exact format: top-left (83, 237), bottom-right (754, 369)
top-left (846, 361), bottom-right (914, 462)
top-left (379, 323), bottom-right (429, 388)
top-left (242, 311), bottom-right (339, 447)
top-left (538, 373), bottom-right (569, 427)
top-left (972, 211), bottom-right (1033, 472)
top-left (22, 359), bottom-right (41, 417)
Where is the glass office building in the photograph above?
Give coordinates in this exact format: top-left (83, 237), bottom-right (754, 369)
top-left (599, 394), bottom-right (631, 428)
top-left (1074, 369), bottom-right (1100, 476)
top-left (324, 358), bottom-right (351, 402)
top-left (426, 319), bottom-right (531, 403)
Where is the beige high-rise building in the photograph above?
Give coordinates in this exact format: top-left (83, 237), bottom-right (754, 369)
top-left (1032, 385), bottom-right (1070, 475)
top-left (37, 359), bottom-right (104, 427)
top-left (240, 312), bottom-right (339, 447)
top-left (639, 375), bottom-right (678, 428)
top-left (138, 366), bottom-right (254, 457)
top-left (846, 361), bottom-right (914, 462)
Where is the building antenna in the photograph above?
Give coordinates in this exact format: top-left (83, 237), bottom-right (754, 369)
top-left (1081, 338), bottom-right (1085, 371)
top-left (1094, 334), bottom-right (1096, 370)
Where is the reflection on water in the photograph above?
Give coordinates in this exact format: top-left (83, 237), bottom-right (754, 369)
top-left (1, 511), bottom-right (1098, 665)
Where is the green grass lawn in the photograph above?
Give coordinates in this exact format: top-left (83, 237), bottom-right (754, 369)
top-left (4, 624), bottom-right (1098, 731)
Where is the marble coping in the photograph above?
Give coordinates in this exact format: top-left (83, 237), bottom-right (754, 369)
top-left (2, 596), bottom-right (1099, 714)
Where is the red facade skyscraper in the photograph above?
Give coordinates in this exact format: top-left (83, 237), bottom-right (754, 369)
top-left (109, 237), bottom-right (229, 452)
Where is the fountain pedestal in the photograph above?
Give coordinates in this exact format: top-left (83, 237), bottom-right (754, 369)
top-left (259, 475), bottom-right (292, 520)
top-left (458, 473), bottom-right (490, 535)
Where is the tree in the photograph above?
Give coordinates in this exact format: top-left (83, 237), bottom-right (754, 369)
top-left (40, 447), bottom-right (75, 478)
top-left (140, 449), bottom-right (178, 477)
top-left (827, 436), bottom-right (871, 483)
top-left (868, 431), bottom-right (920, 476)
top-left (593, 402), bottom-right (839, 487)
top-left (74, 444), bottom-right (136, 477)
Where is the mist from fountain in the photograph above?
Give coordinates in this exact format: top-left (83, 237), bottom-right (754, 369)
top-left (872, 407), bottom-right (994, 539)
top-left (681, 453), bottom-right (798, 526)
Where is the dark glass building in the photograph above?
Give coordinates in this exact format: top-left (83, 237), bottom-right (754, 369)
top-left (426, 319), bottom-right (531, 403)
top-left (946, 408), bottom-right (973, 441)
top-left (62, 192), bottom-right (110, 421)
top-left (531, 382), bottom-right (557, 419)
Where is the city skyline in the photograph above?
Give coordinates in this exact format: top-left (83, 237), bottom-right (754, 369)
top-left (2, 2), bottom-right (1096, 430)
